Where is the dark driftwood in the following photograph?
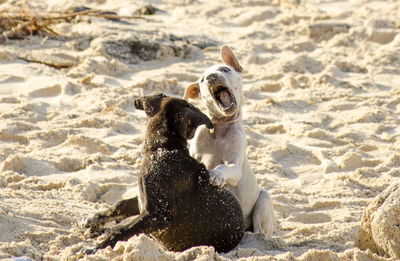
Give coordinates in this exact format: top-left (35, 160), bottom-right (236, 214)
top-left (3, 46), bottom-right (77, 69)
top-left (0, 5), bottom-right (145, 41)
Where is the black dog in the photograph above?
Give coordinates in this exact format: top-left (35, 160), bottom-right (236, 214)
top-left (83, 94), bottom-right (244, 253)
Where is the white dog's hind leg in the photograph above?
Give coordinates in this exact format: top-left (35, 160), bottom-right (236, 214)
top-left (252, 189), bottom-right (275, 237)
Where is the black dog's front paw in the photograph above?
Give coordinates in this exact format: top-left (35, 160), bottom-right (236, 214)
top-left (80, 213), bottom-right (105, 229)
top-left (79, 246), bottom-right (99, 255)
top-left (80, 214), bottom-right (107, 238)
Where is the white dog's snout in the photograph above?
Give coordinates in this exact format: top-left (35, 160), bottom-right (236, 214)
top-left (206, 73), bottom-right (219, 84)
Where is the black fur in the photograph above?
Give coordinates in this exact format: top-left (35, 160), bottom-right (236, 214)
top-left (84, 94), bottom-right (244, 253)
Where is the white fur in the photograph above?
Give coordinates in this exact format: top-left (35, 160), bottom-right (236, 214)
top-left (186, 46), bottom-right (275, 237)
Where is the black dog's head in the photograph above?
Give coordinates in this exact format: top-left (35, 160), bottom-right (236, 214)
top-left (135, 94), bottom-right (213, 142)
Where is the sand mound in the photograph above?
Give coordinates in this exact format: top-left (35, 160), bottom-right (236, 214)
top-left (356, 182), bottom-right (400, 259)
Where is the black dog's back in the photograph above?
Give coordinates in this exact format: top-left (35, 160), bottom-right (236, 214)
top-left (141, 149), bottom-right (243, 252)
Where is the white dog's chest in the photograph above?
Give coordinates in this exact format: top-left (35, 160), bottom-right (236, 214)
top-left (189, 124), bottom-right (259, 227)
top-left (190, 126), bottom-right (229, 169)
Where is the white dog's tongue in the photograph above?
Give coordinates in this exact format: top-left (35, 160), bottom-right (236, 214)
top-left (218, 90), bottom-right (232, 108)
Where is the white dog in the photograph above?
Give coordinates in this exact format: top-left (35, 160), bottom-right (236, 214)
top-left (184, 46), bottom-right (274, 237)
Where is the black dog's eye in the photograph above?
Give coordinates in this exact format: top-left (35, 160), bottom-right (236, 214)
top-left (222, 67), bottom-right (230, 73)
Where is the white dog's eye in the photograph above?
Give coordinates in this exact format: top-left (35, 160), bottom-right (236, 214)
top-left (222, 67), bottom-right (230, 73)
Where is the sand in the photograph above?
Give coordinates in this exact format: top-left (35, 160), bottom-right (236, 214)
top-left (0, 0), bottom-right (399, 260)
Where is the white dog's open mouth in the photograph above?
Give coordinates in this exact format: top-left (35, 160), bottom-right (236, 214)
top-left (210, 85), bottom-right (236, 111)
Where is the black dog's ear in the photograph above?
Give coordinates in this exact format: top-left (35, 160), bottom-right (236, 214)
top-left (134, 93), bottom-right (166, 117)
top-left (181, 105), bottom-right (213, 140)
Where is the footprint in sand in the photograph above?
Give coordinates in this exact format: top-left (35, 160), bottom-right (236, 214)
top-left (257, 81), bottom-right (282, 92)
top-left (28, 84), bottom-right (62, 98)
top-left (233, 8), bottom-right (277, 26)
top-left (0, 74), bottom-right (24, 84)
top-left (367, 28), bottom-right (399, 44)
top-left (1, 154), bottom-right (91, 177)
top-left (336, 151), bottom-right (381, 172)
top-left (288, 212), bottom-right (331, 224)
top-left (58, 135), bottom-right (114, 155)
top-left (270, 144), bottom-right (321, 178)
top-left (308, 22), bottom-right (350, 42)
top-left (79, 183), bottom-right (132, 204)
top-left (334, 60), bottom-right (367, 74)
top-left (1, 155), bottom-right (58, 176)
top-left (281, 55), bottom-right (325, 74)
top-left (0, 131), bottom-right (28, 144)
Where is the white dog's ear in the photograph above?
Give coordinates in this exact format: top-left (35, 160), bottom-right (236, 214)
top-left (221, 45), bottom-right (243, 73)
top-left (183, 82), bottom-right (200, 101)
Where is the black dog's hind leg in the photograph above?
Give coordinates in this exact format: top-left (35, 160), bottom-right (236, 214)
top-left (103, 197), bottom-right (141, 222)
top-left (83, 212), bottom-right (168, 254)
top-left (81, 197), bottom-right (140, 236)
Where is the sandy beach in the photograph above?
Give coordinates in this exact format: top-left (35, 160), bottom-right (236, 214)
top-left (1, 0), bottom-right (400, 260)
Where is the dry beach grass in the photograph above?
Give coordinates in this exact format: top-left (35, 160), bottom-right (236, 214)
top-left (0, 0), bottom-right (400, 260)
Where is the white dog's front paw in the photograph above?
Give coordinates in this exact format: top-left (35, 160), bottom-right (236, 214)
top-left (209, 169), bottom-right (226, 188)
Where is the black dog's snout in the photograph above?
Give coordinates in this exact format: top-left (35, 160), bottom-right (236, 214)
top-left (134, 99), bottom-right (143, 110)
top-left (206, 73), bottom-right (218, 84)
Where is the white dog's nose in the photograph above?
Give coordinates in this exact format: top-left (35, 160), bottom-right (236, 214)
top-left (206, 73), bottom-right (218, 84)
